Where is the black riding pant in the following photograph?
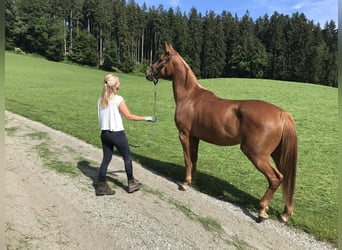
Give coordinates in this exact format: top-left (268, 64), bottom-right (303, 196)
top-left (99, 130), bottom-right (133, 182)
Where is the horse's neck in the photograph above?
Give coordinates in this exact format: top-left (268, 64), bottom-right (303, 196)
top-left (171, 59), bottom-right (199, 102)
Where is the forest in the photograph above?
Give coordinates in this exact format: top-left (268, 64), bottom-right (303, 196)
top-left (5, 0), bottom-right (338, 87)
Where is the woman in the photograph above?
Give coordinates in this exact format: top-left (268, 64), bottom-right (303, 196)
top-left (97, 73), bottom-right (156, 195)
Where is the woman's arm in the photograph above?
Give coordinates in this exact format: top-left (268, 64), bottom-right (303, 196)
top-left (119, 100), bottom-right (146, 121)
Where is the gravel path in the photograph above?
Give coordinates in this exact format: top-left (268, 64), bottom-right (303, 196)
top-left (4, 111), bottom-right (336, 250)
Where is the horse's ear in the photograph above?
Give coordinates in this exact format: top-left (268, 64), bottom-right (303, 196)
top-left (169, 44), bottom-right (174, 51)
top-left (165, 42), bottom-right (170, 53)
top-left (165, 43), bottom-right (174, 54)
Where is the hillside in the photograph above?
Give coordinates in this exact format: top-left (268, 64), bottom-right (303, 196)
top-left (5, 52), bottom-right (338, 244)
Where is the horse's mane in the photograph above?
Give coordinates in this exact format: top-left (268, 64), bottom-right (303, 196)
top-left (177, 53), bottom-right (207, 91)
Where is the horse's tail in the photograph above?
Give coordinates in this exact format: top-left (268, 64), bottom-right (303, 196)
top-left (280, 112), bottom-right (297, 214)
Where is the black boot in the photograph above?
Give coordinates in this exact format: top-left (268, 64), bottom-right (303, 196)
top-left (128, 178), bottom-right (141, 193)
top-left (96, 181), bottom-right (115, 196)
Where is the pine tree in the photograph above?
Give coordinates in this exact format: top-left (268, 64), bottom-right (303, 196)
top-left (94, 0), bottom-right (113, 65)
top-left (127, 0), bottom-right (145, 63)
top-left (69, 0), bottom-right (85, 52)
top-left (68, 30), bottom-right (97, 66)
top-left (322, 21), bottom-right (338, 87)
top-left (82, 0), bottom-right (97, 33)
top-left (230, 12), bottom-right (267, 78)
top-left (103, 40), bottom-right (119, 70)
top-left (16, 0), bottom-right (53, 55)
top-left (145, 6), bottom-right (163, 63)
top-left (5, 0), bottom-right (19, 49)
top-left (201, 11), bottom-right (225, 78)
top-left (112, 0), bottom-right (132, 70)
top-left (221, 11), bottom-right (239, 77)
top-left (187, 7), bottom-right (203, 77)
top-left (286, 13), bottom-right (310, 82)
top-left (261, 12), bottom-right (289, 80)
top-left (45, 18), bottom-right (64, 61)
top-left (171, 7), bottom-right (188, 56)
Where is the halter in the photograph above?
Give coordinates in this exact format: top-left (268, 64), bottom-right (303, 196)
top-left (148, 52), bottom-right (177, 84)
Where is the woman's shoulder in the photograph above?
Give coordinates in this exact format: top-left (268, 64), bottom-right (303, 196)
top-left (115, 95), bottom-right (124, 102)
top-left (107, 95), bottom-right (123, 102)
top-left (111, 95), bottom-right (123, 107)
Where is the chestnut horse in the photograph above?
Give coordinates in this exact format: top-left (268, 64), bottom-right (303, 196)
top-left (146, 43), bottom-right (297, 222)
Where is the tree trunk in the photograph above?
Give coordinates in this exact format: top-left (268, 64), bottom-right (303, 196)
top-left (99, 28), bottom-right (103, 65)
top-left (70, 9), bottom-right (73, 52)
top-left (141, 30), bottom-right (144, 64)
top-left (63, 19), bottom-right (67, 55)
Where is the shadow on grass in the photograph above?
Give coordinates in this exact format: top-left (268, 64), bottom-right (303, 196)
top-left (77, 154), bottom-right (279, 222)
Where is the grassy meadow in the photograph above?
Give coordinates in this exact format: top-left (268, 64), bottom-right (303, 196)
top-left (5, 52), bottom-right (338, 245)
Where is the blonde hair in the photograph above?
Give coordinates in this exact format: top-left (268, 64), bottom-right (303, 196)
top-left (100, 73), bottom-right (119, 107)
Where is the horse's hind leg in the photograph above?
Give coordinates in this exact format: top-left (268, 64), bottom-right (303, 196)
top-left (254, 157), bottom-right (284, 221)
top-left (272, 146), bottom-right (294, 222)
top-left (241, 146), bottom-right (284, 221)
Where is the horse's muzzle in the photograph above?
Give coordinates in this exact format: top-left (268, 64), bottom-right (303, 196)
top-left (145, 72), bottom-right (154, 81)
top-left (145, 71), bottom-right (159, 85)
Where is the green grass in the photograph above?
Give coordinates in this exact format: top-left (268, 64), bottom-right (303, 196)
top-left (5, 52), bottom-right (338, 245)
top-left (143, 186), bottom-right (224, 236)
top-left (21, 130), bottom-right (80, 176)
top-left (169, 197), bottom-right (224, 234)
top-left (35, 142), bottom-right (79, 176)
top-left (5, 126), bottom-right (18, 136)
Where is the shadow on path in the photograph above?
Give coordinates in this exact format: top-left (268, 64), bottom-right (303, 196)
top-left (77, 160), bottom-right (127, 193)
top-left (77, 155), bottom-right (276, 222)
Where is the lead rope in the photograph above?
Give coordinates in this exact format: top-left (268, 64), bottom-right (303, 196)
top-left (128, 84), bottom-right (157, 148)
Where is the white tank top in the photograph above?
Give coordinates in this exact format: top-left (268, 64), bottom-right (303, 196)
top-left (98, 95), bottom-right (124, 131)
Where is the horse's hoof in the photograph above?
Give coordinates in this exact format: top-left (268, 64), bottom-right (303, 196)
top-left (280, 213), bottom-right (288, 223)
top-left (257, 211), bottom-right (269, 223)
top-left (178, 183), bottom-right (189, 191)
top-left (256, 215), bottom-right (268, 223)
top-left (280, 206), bottom-right (293, 222)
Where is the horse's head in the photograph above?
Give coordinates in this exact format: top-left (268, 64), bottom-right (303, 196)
top-left (146, 43), bottom-right (177, 85)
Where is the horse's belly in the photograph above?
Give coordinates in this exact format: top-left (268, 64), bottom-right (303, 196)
top-left (194, 131), bottom-right (241, 146)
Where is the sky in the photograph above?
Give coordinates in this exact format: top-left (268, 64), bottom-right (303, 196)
top-left (134, 0), bottom-right (338, 27)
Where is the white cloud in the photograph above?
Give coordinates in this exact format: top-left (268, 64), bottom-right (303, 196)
top-left (169, 0), bottom-right (180, 8)
top-left (302, 0), bottom-right (337, 25)
top-left (292, 3), bottom-right (304, 10)
top-left (267, 0), bottom-right (337, 25)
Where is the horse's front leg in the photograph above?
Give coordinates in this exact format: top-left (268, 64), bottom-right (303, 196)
top-left (178, 131), bottom-right (192, 190)
top-left (190, 136), bottom-right (199, 182)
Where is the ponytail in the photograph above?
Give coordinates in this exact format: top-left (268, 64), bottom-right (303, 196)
top-left (100, 74), bottom-right (119, 107)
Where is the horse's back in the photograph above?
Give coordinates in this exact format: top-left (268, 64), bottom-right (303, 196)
top-left (189, 95), bottom-right (284, 147)
top-left (237, 99), bottom-right (284, 126)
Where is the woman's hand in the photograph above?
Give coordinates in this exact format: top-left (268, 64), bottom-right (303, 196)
top-left (145, 116), bottom-right (157, 122)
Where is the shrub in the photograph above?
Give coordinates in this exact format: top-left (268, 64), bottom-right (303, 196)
top-left (68, 31), bottom-right (97, 66)
top-left (14, 47), bottom-right (25, 55)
